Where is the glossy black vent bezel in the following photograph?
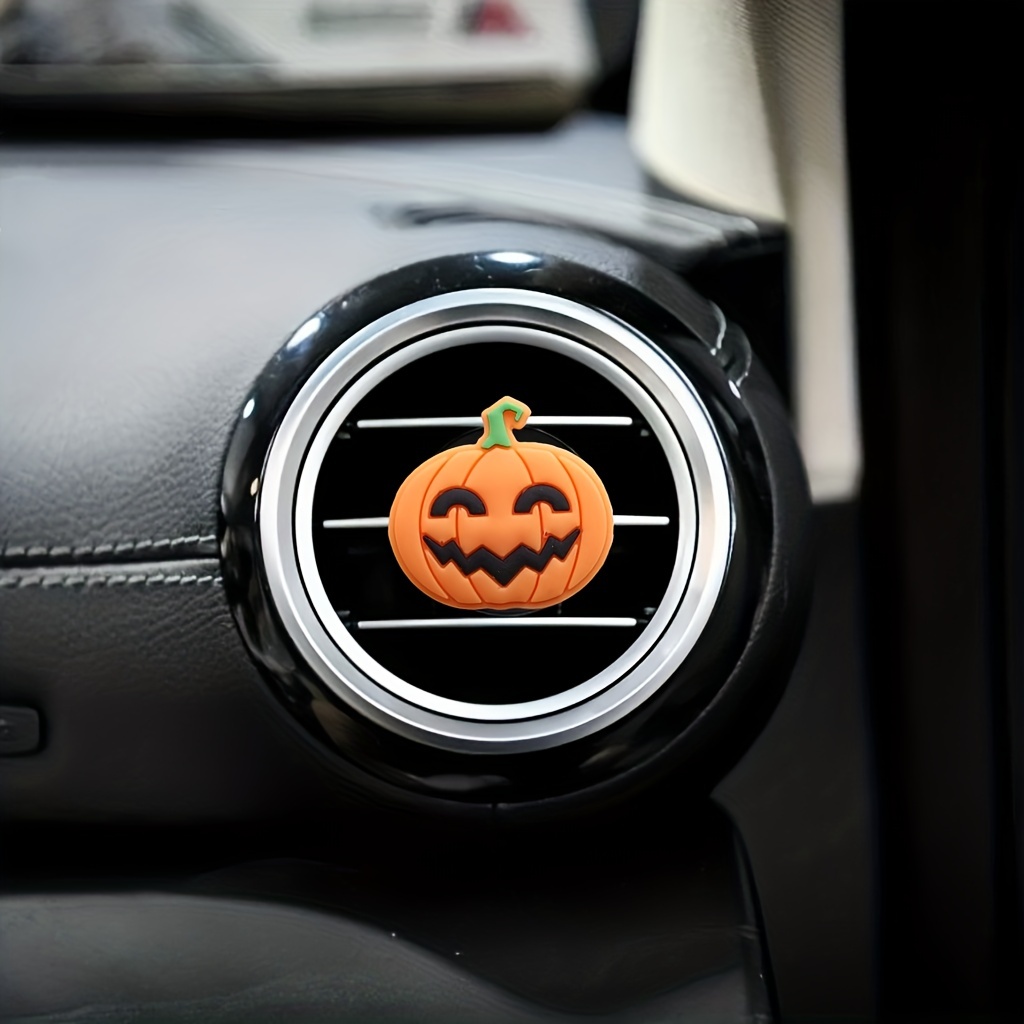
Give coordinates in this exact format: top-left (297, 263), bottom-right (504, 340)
top-left (220, 242), bottom-right (810, 815)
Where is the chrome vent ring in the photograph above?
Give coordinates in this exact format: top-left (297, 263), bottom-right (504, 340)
top-left (255, 289), bottom-right (733, 753)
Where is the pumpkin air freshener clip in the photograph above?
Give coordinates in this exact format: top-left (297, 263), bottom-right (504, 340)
top-left (388, 397), bottom-right (614, 610)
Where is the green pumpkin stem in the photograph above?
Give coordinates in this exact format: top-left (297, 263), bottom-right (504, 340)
top-left (480, 397), bottom-right (530, 449)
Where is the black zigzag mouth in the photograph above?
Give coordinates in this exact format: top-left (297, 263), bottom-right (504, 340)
top-left (423, 529), bottom-right (582, 588)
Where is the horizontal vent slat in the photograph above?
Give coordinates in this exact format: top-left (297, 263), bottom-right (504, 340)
top-left (323, 517), bottom-right (391, 529)
top-left (323, 514), bottom-right (669, 529)
top-left (354, 616), bottom-right (639, 630)
top-left (354, 415), bottom-right (633, 429)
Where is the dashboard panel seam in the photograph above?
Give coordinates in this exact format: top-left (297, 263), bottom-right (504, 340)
top-left (0, 571), bottom-right (222, 589)
top-left (0, 534), bottom-right (218, 565)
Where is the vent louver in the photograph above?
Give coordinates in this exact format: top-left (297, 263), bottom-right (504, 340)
top-left (313, 362), bottom-right (676, 705)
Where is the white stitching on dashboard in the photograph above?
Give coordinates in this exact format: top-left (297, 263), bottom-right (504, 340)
top-left (0, 573), bottom-right (222, 589)
top-left (1, 534), bottom-right (218, 560)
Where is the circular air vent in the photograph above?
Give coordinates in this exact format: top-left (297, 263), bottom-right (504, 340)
top-left (222, 243), bottom-right (812, 812)
top-left (255, 289), bottom-right (731, 753)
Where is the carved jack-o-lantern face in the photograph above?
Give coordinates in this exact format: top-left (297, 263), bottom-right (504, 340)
top-left (388, 397), bottom-right (614, 610)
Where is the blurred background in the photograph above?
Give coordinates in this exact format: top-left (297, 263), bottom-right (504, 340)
top-left (0, 0), bottom-right (636, 127)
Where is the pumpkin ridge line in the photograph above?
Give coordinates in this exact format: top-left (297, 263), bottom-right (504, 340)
top-left (423, 449), bottom-right (477, 604)
top-left (457, 446), bottom-right (488, 604)
top-left (514, 443), bottom-right (545, 606)
top-left (568, 453), bottom-right (614, 592)
top-left (562, 449), bottom-right (584, 591)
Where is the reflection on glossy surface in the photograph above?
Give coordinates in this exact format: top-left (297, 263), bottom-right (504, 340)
top-left (286, 312), bottom-right (324, 350)
top-left (490, 251), bottom-right (543, 265)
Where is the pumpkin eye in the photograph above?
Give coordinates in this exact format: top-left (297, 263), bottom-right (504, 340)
top-left (430, 487), bottom-right (486, 517)
top-left (513, 484), bottom-right (571, 514)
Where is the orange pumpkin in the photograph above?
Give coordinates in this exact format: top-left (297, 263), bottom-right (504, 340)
top-left (388, 397), bottom-right (614, 610)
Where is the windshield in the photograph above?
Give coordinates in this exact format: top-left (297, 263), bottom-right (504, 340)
top-left (0, 0), bottom-right (637, 133)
